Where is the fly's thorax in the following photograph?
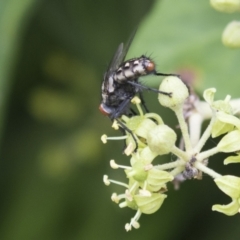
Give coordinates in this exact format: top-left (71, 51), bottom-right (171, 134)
top-left (102, 75), bottom-right (115, 93)
top-left (114, 56), bottom-right (156, 83)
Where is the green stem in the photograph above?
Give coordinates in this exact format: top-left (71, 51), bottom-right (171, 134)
top-left (170, 166), bottom-right (185, 177)
top-left (171, 146), bottom-right (189, 161)
top-left (197, 146), bottom-right (219, 161)
top-left (195, 161), bottom-right (222, 178)
top-left (155, 159), bottom-right (185, 170)
top-left (173, 105), bottom-right (192, 153)
top-left (194, 115), bottom-right (215, 153)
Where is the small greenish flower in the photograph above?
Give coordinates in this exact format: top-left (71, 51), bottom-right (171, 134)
top-left (210, 0), bottom-right (240, 13)
top-left (217, 130), bottom-right (240, 152)
top-left (212, 100), bottom-right (235, 137)
top-left (134, 192), bottom-right (167, 214)
top-left (203, 89), bottom-right (234, 137)
top-left (222, 21), bottom-right (240, 48)
top-left (213, 175), bottom-right (240, 215)
top-left (104, 154), bottom-right (173, 231)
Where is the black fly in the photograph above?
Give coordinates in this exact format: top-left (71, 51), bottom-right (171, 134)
top-left (99, 31), bottom-right (178, 150)
top-left (99, 32), bottom-right (177, 119)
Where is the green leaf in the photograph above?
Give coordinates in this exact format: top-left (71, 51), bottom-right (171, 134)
top-left (0, 0), bottom-right (38, 142)
top-left (129, 0), bottom-right (240, 98)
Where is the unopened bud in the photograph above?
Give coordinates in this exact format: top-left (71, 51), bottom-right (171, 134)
top-left (222, 21), bottom-right (240, 48)
top-left (210, 0), bottom-right (240, 13)
top-left (159, 76), bottom-right (189, 109)
top-left (147, 125), bottom-right (177, 155)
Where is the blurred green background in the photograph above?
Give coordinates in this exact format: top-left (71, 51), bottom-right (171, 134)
top-left (1, 0), bottom-right (240, 239)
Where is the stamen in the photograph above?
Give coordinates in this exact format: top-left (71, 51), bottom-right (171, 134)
top-left (103, 175), bottom-right (110, 185)
top-left (119, 201), bottom-right (128, 208)
top-left (125, 189), bottom-right (133, 201)
top-left (103, 175), bottom-right (129, 188)
top-left (224, 95), bottom-right (231, 102)
top-left (129, 181), bottom-right (139, 193)
top-left (144, 164), bottom-right (153, 171)
top-left (139, 189), bottom-right (151, 197)
top-left (101, 134), bottom-right (108, 144)
top-left (124, 142), bottom-right (135, 156)
top-left (132, 221), bottom-right (140, 229)
top-left (125, 210), bottom-right (142, 231)
top-left (101, 134), bottom-right (128, 144)
top-left (131, 96), bottom-right (144, 116)
top-left (110, 159), bottom-right (131, 170)
top-left (112, 120), bottom-right (119, 130)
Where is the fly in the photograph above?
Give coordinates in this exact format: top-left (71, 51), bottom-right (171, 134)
top-left (99, 31), bottom-right (178, 150)
top-left (99, 32), bottom-right (178, 119)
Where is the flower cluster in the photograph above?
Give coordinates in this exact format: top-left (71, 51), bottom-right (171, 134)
top-left (210, 0), bottom-right (240, 48)
top-left (101, 76), bottom-right (240, 231)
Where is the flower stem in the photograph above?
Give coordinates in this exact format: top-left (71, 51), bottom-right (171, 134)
top-left (170, 166), bottom-right (185, 177)
top-left (195, 161), bottom-right (222, 178)
top-left (171, 146), bottom-right (189, 161)
top-left (156, 159), bottom-right (185, 170)
top-left (188, 112), bottom-right (203, 147)
top-left (197, 146), bottom-right (219, 161)
top-left (173, 105), bottom-right (192, 153)
top-left (194, 115), bottom-right (215, 153)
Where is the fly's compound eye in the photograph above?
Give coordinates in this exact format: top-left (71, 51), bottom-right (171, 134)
top-left (145, 61), bottom-right (156, 73)
top-left (99, 103), bottom-right (111, 116)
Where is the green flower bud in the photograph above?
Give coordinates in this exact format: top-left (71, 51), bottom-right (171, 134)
top-left (158, 76), bottom-right (189, 109)
top-left (217, 130), bottom-right (240, 152)
top-left (212, 199), bottom-right (240, 216)
top-left (210, 0), bottom-right (240, 13)
top-left (214, 175), bottom-right (240, 199)
top-left (134, 118), bottom-right (157, 139)
top-left (134, 193), bottom-right (167, 214)
top-left (147, 125), bottom-right (177, 155)
top-left (222, 21), bottom-right (240, 48)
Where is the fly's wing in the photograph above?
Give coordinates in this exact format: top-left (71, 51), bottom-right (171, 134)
top-left (119, 29), bottom-right (137, 63)
top-left (104, 29), bottom-right (137, 81)
top-left (104, 43), bottom-right (124, 80)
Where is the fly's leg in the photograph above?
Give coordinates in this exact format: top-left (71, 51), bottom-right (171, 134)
top-left (127, 81), bottom-right (172, 97)
top-left (116, 118), bottom-right (138, 152)
top-left (154, 71), bottom-right (180, 78)
top-left (138, 92), bottom-right (149, 113)
top-left (110, 97), bottom-right (133, 120)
